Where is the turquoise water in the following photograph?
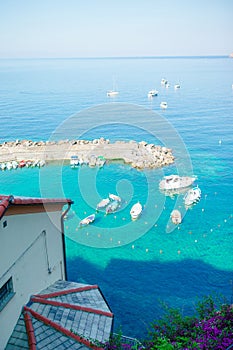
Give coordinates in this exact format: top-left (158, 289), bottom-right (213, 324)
top-left (0, 57), bottom-right (233, 338)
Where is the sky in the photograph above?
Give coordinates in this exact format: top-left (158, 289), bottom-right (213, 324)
top-left (0, 0), bottom-right (232, 58)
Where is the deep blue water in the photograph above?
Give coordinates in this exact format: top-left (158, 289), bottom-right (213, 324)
top-left (0, 57), bottom-right (233, 339)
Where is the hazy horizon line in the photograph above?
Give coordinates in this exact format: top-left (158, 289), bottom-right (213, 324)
top-left (0, 54), bottom-right (230, 60)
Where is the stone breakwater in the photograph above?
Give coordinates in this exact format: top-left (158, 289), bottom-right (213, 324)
top-left (0, 138), bottom-right (174, 169)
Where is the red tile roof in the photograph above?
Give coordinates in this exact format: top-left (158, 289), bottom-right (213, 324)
top-left (0, 195), bottom-right (73, 220)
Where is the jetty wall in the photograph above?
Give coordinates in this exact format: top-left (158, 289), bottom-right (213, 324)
top-left (0, 138), bottom-right (174, 169)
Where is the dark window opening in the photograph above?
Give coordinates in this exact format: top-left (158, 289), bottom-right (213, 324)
top-left (0, 277), bottom-right (15, 312)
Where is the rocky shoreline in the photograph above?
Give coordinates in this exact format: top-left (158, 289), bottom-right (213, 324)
top-left (0, 138), bottom-right (174, 169)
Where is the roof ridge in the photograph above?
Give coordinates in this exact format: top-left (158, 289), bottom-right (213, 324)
top-left (35, 284), bottom-right (98, 298)
top-left (24, 306), bottom-right (104, 350)
top-left (31, 296), bottom-right (113, 317)
top-left (23, 310), bottom-right (37, 350)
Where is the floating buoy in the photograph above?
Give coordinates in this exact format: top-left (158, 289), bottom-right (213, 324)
top-left (84, 211), bottom-right (86, 214)
top-left (178, 226), bottom-right (180, 230)
top-left (76, 228), bottom-right (78, 231)
top-left (98, 234), bottom-right (101, 237)
top-left (154, 224), bottom-right (158, 227)
top-left (177, 250), bottom-right (181, 254)
top-left (219, 140), bottom-right (222, 144)
top-left (189, 231), bottom-right (192, 234)
top-left (146, 248), bottom-right (149, 253)
top-left (159, 249), bottom-right (163, 254)
top-left (132, 245), bottom-right (134, 249)
top-left (202, 208), bottom-right (204, 212)
top-left (224, 219), bottom-right (227, 223)
top-left (86, 232), bottom-right (89, 236)
top-left (210, 228), bottom-right (213, 232)
top-left (114, 215), bottom-right (117, 219)
top-left (118, 240), bottom-right (121, 245)
top-left (145, 221), bottom-right (148, 225)
top-left (110, 237), bottom-right (113, 241)
top-left (122, 217), bottom-right (126, 221)
top-left (195, 239), bottom-right (198, 243)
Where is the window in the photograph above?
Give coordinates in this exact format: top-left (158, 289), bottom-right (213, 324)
top-left (0, 277), bottom-right (15, 312)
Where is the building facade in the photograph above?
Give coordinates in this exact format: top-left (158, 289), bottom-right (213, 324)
top-left (0, 195), bottom-right (72, 349)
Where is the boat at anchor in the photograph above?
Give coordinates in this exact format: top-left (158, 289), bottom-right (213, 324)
top-left (170, 209), bottom-right (182, 224)
top-left (184, 186), bottom-right (201, 206)
top-left (130, 202), bottom-right (142, 220)
top-left (106, 200), bottom-right (120, 214)
top-left (159, 175), bottom-right (196, 191)
top-left (79, 214), bottom-right (95, 227)
top-left (96, 198), bottom-right (110, 210)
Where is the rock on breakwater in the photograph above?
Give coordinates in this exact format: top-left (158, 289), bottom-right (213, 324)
top-left (0, 138), bottom-right (174, 169)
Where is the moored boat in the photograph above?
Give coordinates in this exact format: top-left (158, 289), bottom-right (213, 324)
top-left (171, 209), bottom-right (182, 224)
top-left (107, 90), bottom-right (119, 97)
top-left (130, 202), bottom-right (142, 220)
top-left (79, 214), bottom-right (95, 227)
top-left (70, 155), bottom-right (79, 168)
top-left (184, 186), bottom-right (201, 206)
top-left (161, 78), bottom-right (168, 85)
top-left (96, 198), bottom-right (110, 210)
top-left (109, 193), bottom-right (121, 202)
top-left (159, 175), bottom-right (196, 191)
top-left (160, 101), bottom-right (168, 109)
top-left (148, 89), bottom-right (158, 97)
top-left (106, 200), bottom-right (120, 214)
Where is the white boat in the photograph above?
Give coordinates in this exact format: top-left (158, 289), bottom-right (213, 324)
top-left (70, 155), bottom-right (79, 168)
top-left (171, 209), bottom-right (182, 224)
top-left (159, 175), bottom-right (196, 191)
top-left (160, 101), bottom-right (168, 109)
top-left (130, 202), bottom-right (142, 220)
top-left (107, 90), bottom-right (119, 97)
top-left (79, 214), bottom-right (95, 227)
top-left (165, 83), bottom-right (170, 88)
top-left (174, 84), bottom-right (180, 89)
top-left (106, 200), bottom-right (120, 214)
top-left (107, 77), bottom-right (119, 96)
top-left (184, 186), bottom-right (201, 206)
top-left (12, 160), bottom-right (18, 169)
top-left (161, 78), bottom-right (168, 85)
top-left (96, 156), bottom-right (106, 167)
top-left (96, 198), bottom-right (110, 210)
top-left (148, 89), bottom-right (158, 97)
top-left (0, 163), bottom-right (6, 170)
top-left (109, 193), bottom-right (121, 202)
top-left (6, 162), bottom-right (13, 170)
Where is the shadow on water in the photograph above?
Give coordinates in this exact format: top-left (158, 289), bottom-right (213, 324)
top-left (66, 243), bottom-right (233, 339)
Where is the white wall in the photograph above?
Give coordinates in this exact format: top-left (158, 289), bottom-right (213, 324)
top-left (0, 210), bottom-right (66, 350)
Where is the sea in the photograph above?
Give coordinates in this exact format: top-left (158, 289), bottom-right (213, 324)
top-left (0, 56), bottom-right (233, 339)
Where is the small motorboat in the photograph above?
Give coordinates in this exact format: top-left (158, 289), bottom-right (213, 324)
top-left (174, 84), bottom-right (180, 89)
top-left (130, 202), bottom-right (142, 220)
top-left (106, 200), bottom-right (120, 214)
top-left (160, 101), bottom-right (168, 109)
top-left (148, 89), bottom-right (158, 97)
top-left (79, 214), bottom-right (95, 227)
top-left (171, 210), bottom-right (182, 224)
top-left (19, 160), bottom-right (26, 168)
top-left (70, 155), bottom-right (79, 168)
top-left (107, 90), bottom-right (119, 97)
top-left (161, 78), bottom-right (168, 85)
top-left (96, 198), bottom-right (110, 210)
top-left (184, 186), bottom-right (201, 206)
top-left (159, 175), bottom-right (196, 191)
top-left (109, 193), bottom-right (121, 202)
